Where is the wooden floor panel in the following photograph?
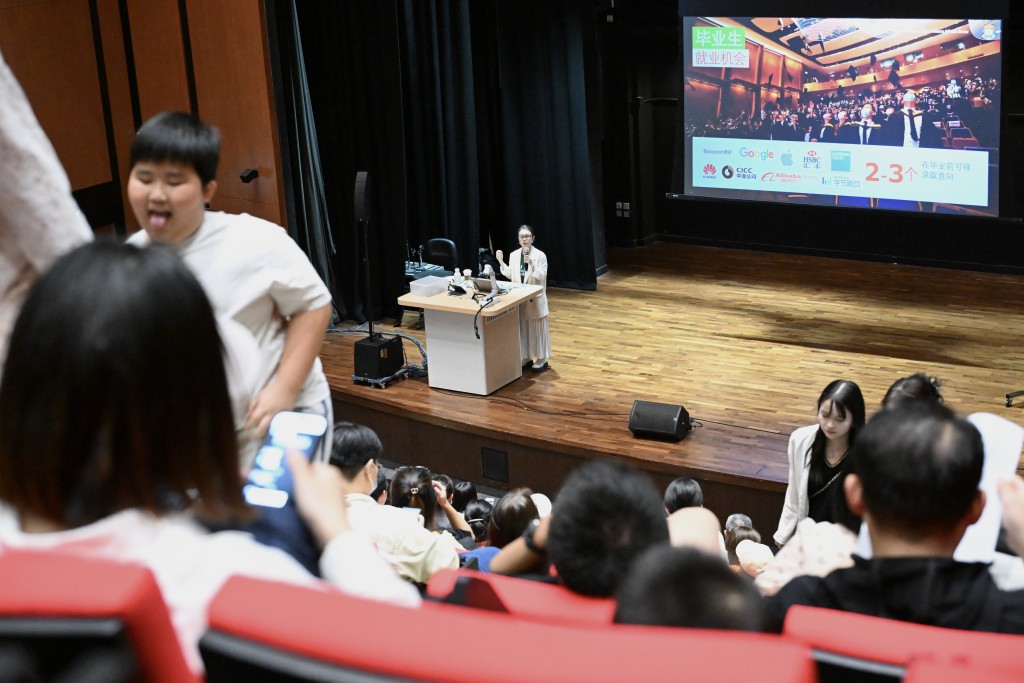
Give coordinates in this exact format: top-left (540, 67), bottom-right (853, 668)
top-left (322, 243), bottom-right (1024, 527)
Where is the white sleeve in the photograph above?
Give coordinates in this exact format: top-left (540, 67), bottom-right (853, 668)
top-left (774, 428), bottom-right (808, 546)
top-left (319, 532), bottom-right (422, 608)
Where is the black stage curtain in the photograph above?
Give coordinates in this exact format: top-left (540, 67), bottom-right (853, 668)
top-left (493, 0), bottom-right (599, 290)
top-left (274, 0), bottom-right (599, 322)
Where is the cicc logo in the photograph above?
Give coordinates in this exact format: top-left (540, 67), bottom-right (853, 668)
top-left (722, 165), bottom-right (734, 179)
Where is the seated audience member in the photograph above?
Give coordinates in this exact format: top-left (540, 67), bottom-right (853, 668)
top-left (726, 524), bottom-right (762, 569)
top-left (432, 473), bottom-right (455, 530)
top-left (329, 423), bottom-right (462, 584)
top-left (462, 488), bottom-right (539, 571)
top-left (491, 460), bottom-right (670, 597)
top-left (390, 466), bottom-right (474, 551)
top-left (0, 242), bottom-right (419, 674)
top-left (463, 498), bottom-right (493, 546)
top-left (451, 480), bottom-right (478, 513)
top-left (664, 476), bottom-right (704, 514)
top-left (725, 513), bottom-right (753, 533)
top-left (667, 507), bottom-right (726, 559)
top-left (765, 402), bottom-right (1024, 633)
top-left (614, 546), bottom-right (765, 631)
top-left (881, 372), bottom-right (943, 409)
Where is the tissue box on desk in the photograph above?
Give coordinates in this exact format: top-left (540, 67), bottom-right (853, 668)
top-left (409, 275), bottom-right (448, 297)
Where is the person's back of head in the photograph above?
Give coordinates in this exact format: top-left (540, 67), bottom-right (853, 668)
top-left (663, 476), bottom-right (704, 514)
top-left (451, 481), bottom-right (477, 512)
top-left (328, 422), bottom-right (382, 482)
top-left (389, 466), bottom-right (438, 530)
top-left (850, 401), bottom-right (983, 539)
top-left (487, 488), bottom-right (538, 548)
top-left (463, 498), bottom-right (493, 544)
top-left (0, 241), bottom-right (243, 528)
top-left (881, 373), bottom-right (943, 410)
top-left (724, 513), bottom-right (753, 533)
top-left (130, 111), bottom-right (221, 186)
top-left (614, 546), bottom-right (764, 631)
top-left (548, 460), bottom-right (669, 597)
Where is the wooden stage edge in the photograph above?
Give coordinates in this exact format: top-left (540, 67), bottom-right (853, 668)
top-left (322, 243), bottom-right (1024, 535)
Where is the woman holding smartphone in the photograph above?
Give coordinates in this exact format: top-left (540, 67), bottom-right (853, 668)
top-left (0, 242), bottom-right (418, 674)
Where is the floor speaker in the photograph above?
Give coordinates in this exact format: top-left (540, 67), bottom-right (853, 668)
top-left (354, 335), bottom-right (403, 379)
top-left (628, 400), bottom-right (690, 441)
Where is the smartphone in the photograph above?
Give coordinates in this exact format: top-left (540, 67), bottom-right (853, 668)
top-left (243, 411), bottom-right (329, 509)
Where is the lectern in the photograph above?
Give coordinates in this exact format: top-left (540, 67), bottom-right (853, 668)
top-left (397, 285), bottom-right (543, 395)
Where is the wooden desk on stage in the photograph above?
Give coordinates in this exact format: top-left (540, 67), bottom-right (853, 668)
top-left (397, 284), bottom-right (543, 395)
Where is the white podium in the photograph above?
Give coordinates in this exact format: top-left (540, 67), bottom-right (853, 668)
top-left (397, 284), bottom-right (543, 395)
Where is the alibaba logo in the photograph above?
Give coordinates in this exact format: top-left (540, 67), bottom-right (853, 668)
top-left (703, 163), bottom-right (716, 175)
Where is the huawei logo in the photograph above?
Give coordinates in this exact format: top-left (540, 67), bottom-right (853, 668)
top-left (703, 163), bottom-right (717, 175)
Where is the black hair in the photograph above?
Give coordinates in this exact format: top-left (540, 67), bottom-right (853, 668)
top-left (882, 373), bottom-right (944, 409)
top-left (548, 460), bottom-right (669, 597)
top-left (390, 466), bottom-right (439, 531)
top-left (434, 474), bottom-right (454, 500)
top-left (851, 402), bottom-right (983, 535)
top-left (663, 477), bottom-right (704, 513)
top-left (0, 241), bottom-right (242, 527)
top-left (463, 498), bottom-right (493, 544)
top-left (130, 111), bottom-right (221, 186)
top-left (487, 488), bottom-right (538, 549)
top-left (806, 380), bottom-right (866, 495)
top-left (614, 546), bottom-right (764, 631)
top-left (518, 224), bottom-right (535, 237)
top-left (327, 422), bottom-right (382, 481)
top-left (451, 481), bottom-right (477, 513)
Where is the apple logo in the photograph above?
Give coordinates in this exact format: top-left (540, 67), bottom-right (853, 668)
top-left (781, 150), bottom-right (793, 166)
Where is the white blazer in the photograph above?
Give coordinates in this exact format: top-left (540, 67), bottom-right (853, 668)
top-left (500, 246), bottom-right (548, 320)
top-left (774, 424), bottom-right (818, 547)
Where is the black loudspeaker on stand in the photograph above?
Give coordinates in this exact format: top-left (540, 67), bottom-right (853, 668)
top-left (628, 400), bottom-right (691, 441)
top-left (352, 171), bottom-right (403, 384)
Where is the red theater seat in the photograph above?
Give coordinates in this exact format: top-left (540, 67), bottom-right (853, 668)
top-left (202, 575), bottom-right (816, 683)
top-left (426, 567), bottom-right (616, 625)
top-left (952, 137), bottom-right (980, 150)
top-left (904, 660), bottom-right (1022, 683)
top-left (783, 605), bottom-right (1024, 682)
top-left (0, 550), bottom-right (197, 683)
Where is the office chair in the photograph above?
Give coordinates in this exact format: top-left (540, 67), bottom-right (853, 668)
top-left (424, 238), bottom-right (458, 273)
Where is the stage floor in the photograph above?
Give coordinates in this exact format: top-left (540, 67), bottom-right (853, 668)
top-left (322, 243), bottom-right (1024, 530)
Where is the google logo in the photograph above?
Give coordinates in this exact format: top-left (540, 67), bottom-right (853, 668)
top-left (739, 147), bottom-right (775, 160)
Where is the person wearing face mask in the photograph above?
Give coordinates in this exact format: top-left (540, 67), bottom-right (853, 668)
top-left (495, 224), bottom-right (550, 371)
top-left (774, 380), bottom-right (866, 548)
top-left (854, 104), bottom-right (882, 145)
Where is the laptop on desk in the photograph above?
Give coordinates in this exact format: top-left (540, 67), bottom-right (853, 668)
top-left (472, 277), bottom-right (511, 293)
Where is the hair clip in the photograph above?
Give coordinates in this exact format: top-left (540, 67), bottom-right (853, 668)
top-left (410, 486), bottom-right (419, 495)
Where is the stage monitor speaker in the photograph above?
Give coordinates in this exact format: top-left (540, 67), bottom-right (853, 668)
top-left (354, 335), bottom-right (403, 380)
top-left (628, 400), bottom-right (690, 441)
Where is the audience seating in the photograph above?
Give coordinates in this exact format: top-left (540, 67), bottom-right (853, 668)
top-left (903, 660), bottom-right (1022, 683)
top-left (783, 605), bottom-right (1024, 683)
top-left (426, 567), bottom-right (616, 625)
top-left (951, 137), bottom-right (980, 150)
top-left (0, 550), bottom-right (197, 683)
top-left (202, 575), bottom-right (816, 683)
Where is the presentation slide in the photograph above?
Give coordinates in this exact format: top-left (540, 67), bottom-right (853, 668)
top-left (679, 17), bottom-right (1003, 216)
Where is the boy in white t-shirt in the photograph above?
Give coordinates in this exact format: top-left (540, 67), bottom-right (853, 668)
top-left (126, 111), bottom-right (334, 461)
